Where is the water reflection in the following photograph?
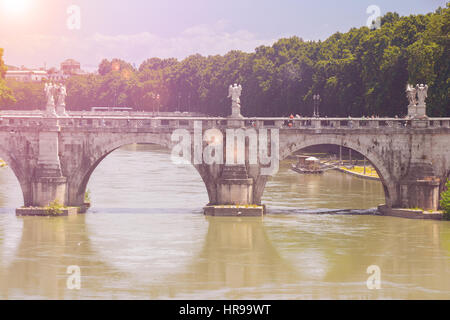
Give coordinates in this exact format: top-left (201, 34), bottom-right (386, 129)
top-left (0, 213), bottom-right (448, 299)
top-left (0, 215), bottom-right (114, 299)
top-left (264, 161), bottom-right (385, 210)
top-left (0, 214), bottom-right (299, 299)
top-left (0, 145), bottom-right (449, 299)
top-left (264, 215), bottom-right (450, 299)
top-left (161, 217), bottom-right (299, 299)
top-left (88, 144), bottom-right (208, 209)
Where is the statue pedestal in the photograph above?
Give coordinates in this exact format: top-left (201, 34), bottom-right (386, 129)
top-left (46, 104), bottom-right (58, 117)
top-left (230, 103), bottom-right (243, 118)
top-left (204, 164), bottom-right (264, 217)
top-left (227, 103), bottom-right (244, 128)
top-left (56, 104), bottom-right (68, 117)
top-left (408, 104), bottom-right (427, 119)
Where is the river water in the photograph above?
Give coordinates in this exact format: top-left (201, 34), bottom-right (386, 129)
top-left (0, 144), bottom-right (449, 300)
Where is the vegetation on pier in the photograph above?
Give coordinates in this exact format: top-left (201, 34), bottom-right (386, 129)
top-left (85, 189), bottom-right (91, 203)
top-left (441, 179), bottom-right (450, 220)
top-left (45, 200), bottom-right (65, 216)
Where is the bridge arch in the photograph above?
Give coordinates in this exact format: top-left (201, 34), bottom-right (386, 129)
top-left (261, 134), bottom-right (398, 208)
top-left (67, 133), bottom-right (212, 207)
top-left (0, 146), bottom-right (31, 206)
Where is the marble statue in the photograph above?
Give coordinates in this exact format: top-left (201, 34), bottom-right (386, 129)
top-left (407, 83), bottom-right (429, 119)
top-left (228, 84), bottom-right (242, 105)
top-left (416, 84), bottom-right (428, 106)
top-left (44, 82), bottom-right (57, 116)
top-left (44, 82), bottom-right (68, 116)
top-left (45, 83), bottom-right (55, 107)
top-left (406, 84), bottom-right (417, 106)
top-left (228, 84), bottom-right (243, 118)
top-left (57, 84), bottom-right (67, 107)
top-left (56, 84), bottom-right (68, 116)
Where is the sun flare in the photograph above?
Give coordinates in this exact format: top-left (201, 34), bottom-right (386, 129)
top-left (2, 0), bottom-right (31, 14)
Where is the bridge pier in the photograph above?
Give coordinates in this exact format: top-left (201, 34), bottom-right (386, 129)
top-left (31, 177), bottom-right (67, 207)
top-left (203, 164), bottom-right (265, 216)
top-left (32, 129), bottom-right (68, 207)
top-left (216, 165), bottom-right (254, 205)
top-left (399, 163), bottom-right (441, 211)
top-left (16, 125), bottom-right (71, 215)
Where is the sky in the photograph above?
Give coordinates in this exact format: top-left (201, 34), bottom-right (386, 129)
top-left (0, 0), bottom-right (447, 70)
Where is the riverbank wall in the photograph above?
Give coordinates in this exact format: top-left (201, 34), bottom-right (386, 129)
top-left (335, 167), bottom-right (380, 181)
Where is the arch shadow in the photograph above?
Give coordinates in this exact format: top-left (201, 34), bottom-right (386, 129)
top-left (0, 146), bottom-right (30, 207)
top-left (271, 136), bottom-right (397, 208)
top-left (68, 135), bottom-right (209, 207)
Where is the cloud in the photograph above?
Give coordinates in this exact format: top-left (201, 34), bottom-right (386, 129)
top-left (2, 21), bottom-right (277, 70)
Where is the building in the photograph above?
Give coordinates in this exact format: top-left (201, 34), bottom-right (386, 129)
top-left (47, 70), bottom-right (69, 82)
top-left (60, 59), bottom-right (82, 75)
top-left (5, 70), bottom-right (48, 82)
top-left (5, 59), bottom-right (85, 83)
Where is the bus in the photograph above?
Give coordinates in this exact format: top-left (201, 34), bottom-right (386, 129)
top-left (91, 107), bottom-right (133, 112)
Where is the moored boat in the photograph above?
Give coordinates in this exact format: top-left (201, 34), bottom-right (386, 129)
top-left (290, 156), bottom-right (324, 174)
top-left (290, 164), bottom-right (324, 174)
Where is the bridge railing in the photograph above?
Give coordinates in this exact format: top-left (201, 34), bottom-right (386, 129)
top-left (0, 114), bottom-right (450, 130)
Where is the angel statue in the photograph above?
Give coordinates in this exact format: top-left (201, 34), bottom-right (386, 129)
top-left (56, 84), bottom-right (68, 116)
top-left (406, 84), bottom-right (417, 106)
top-left (228, 84), bottom-right (242, 106)
top-left (57, 84), bottom-right (67, 107)
top-left (44, 82), bottom-right (55, 108)
top-left (44, 82), bottom-right (57, 116)
top-left (416, 84), bottom-right (428, 106)
top-left (228, 84), bottom-right (243, 118)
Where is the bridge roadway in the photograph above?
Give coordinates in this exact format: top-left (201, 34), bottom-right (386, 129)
top-left (0, 111), bottom-right (449, 215)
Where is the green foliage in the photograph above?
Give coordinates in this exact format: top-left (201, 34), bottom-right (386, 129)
top-left (0, 79), bottom-right (15, 108)
top-left (98, 58), bottom-right (135, 76)
top-left (3, 6), bottom-right (449, 117)
top-left (85, 189), bottom-right (91, 203)
top-left (0, 48), bottom-right (16, 108)
top-left (440, 179), bottom-right (450, 220)
top-left (0, 48), bottom-right (7, 78)
top-left (45, 200), bottom-right (65, 216)
top-left (5, 80), bottom-right (45, 110)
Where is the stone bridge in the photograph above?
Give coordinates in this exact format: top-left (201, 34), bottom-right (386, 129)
top-left (0, 112), bottom-right (449, 214)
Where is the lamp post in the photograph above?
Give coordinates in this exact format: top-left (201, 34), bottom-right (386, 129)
top-left (151, 93), bottom-right (155, 117)
top-left (187, 93), bottom-right (191, 114)
top-left (156, 94), bottom-right (160, 115)
top-left (313, 94), bottom-right (321, 118)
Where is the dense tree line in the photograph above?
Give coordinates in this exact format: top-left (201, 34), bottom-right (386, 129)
top-left (2, 6), bottom-right (449, 117)
top-left (4, 80), bottom-right (45, 110)
top-left (0, 49), bottom-right (15, 107)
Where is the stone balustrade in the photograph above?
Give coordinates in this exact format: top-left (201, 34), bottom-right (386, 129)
top-left (1, 113), bottom-right (450, 131)
top-left (0, 110), bottom-right (449, 216)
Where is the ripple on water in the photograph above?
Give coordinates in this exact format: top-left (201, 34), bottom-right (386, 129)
top-left (0, 145), bottom-right (448, 299)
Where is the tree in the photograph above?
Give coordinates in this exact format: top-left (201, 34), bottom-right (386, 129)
top-left (0, 48), bottom-right (16, 108)
top-left (7, 7), bottom-right (449, 116)
top-left (98, 59), bottom-right (112, 76)
top-left (0, 80), bottom-right (16, 108)
top-left (5, 80), bottom-right (44, 110)
top-left (98, 58), bottom-right (135, 76)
